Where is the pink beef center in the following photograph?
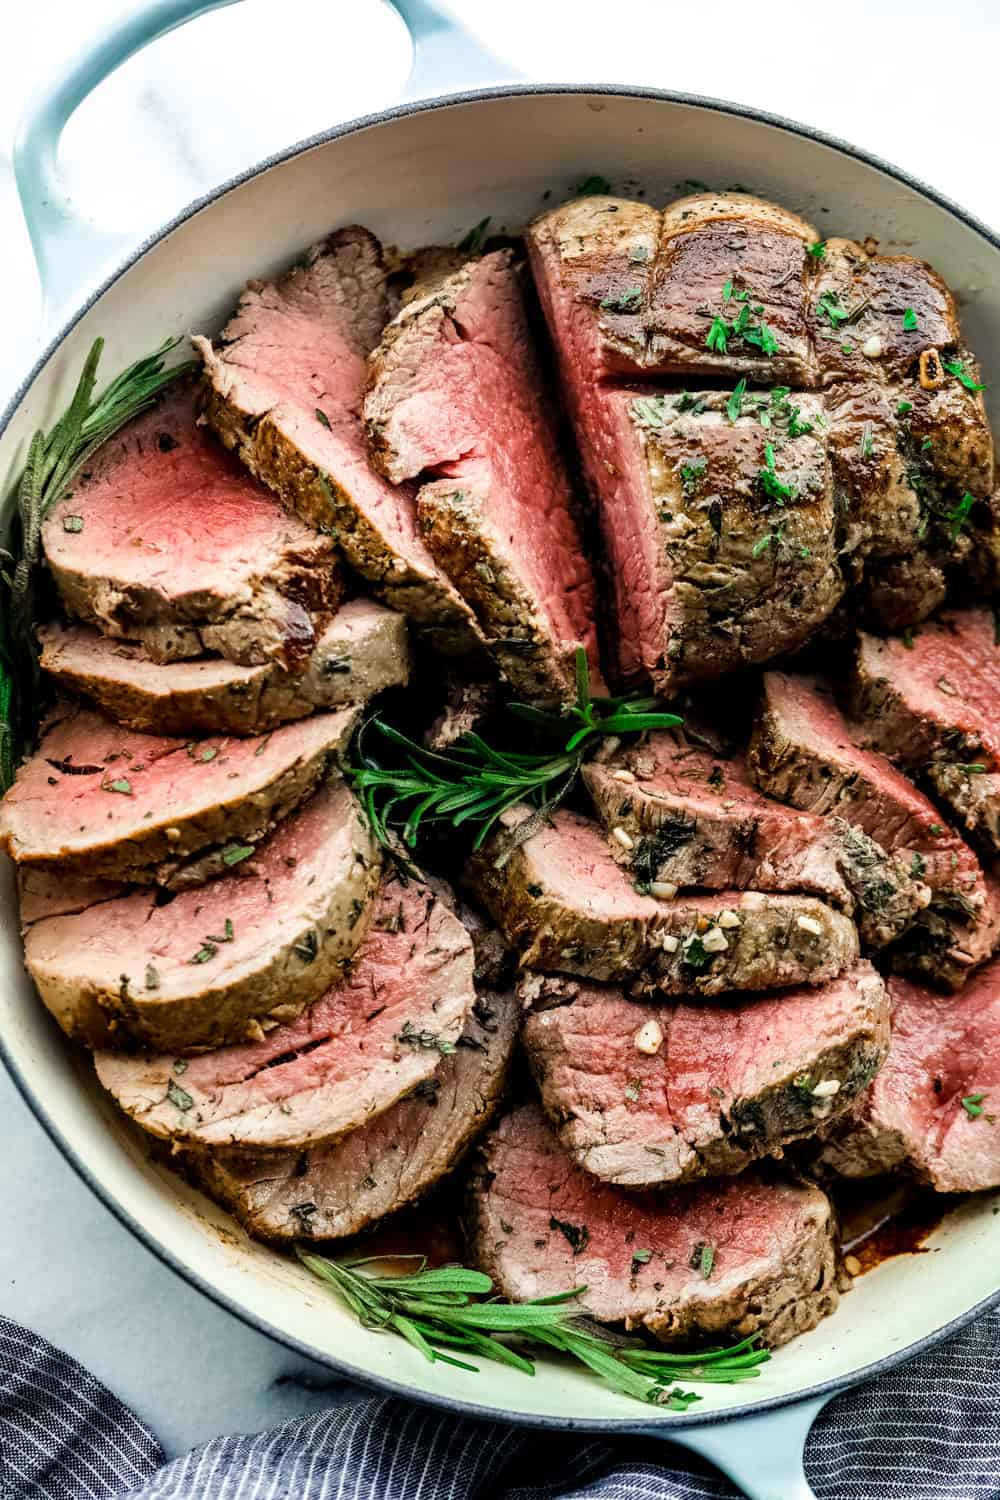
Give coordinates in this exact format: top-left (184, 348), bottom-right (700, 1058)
top-left (47, 389), bottom-right (314, 599)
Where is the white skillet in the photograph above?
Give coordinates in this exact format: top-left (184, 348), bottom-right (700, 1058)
top-left (2, 4), bottom-right (999, 1495)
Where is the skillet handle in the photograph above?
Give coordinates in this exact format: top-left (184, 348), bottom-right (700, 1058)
top-left (630, 1392), bottom-right (831, 1500)
top-left (14, 0), bottom-right (518, 330)
top-left (13, 0), bottom-right (241, 330)
top-left (390, 0), bottom-right (521, 101)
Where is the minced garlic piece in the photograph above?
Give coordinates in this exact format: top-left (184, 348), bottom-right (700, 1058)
top-left (634, 1020), bottom-right (664, 1055)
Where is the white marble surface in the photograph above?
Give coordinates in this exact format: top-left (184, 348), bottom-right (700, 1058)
top-left (1, 0), bottom-right (999, 1464)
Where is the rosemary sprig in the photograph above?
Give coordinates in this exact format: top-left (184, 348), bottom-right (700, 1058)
top-left (300, 1253), bottom-right (769, 1409)
top-left (0, 337), bottom-right (195, 786)
top-left (350, 648), bottom-right (681, 857)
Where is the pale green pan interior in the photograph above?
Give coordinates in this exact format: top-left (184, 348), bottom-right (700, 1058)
top-left (2, 91), bottom-right (1000, 1428)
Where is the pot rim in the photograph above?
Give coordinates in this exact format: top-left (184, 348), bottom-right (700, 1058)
top-left (3, 79), bottom-right (999, 1431)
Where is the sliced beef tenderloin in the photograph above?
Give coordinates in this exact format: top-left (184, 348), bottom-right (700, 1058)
top-left (468, 805), bottom-right (857, 995)
top-left (24, 781), bottom-right (378, 1052)
top-left (749, 671), bottom-right (998, 988)
top-left (583, 734), bottom-right (927, 949)
top-left (526, 195), bottom-right (829, 684)
top-left (364, 249), bottom-right (601, 698)
top-left (467, 1101), bottom-right (839, 1348)
top-left (41, 384), bottom-right (341, 671)
top-left (522, 963), bottom-right (888, 1188)
top-left (38, 600), bottom-right (410, 738)
top-left (194, 227), bottom-right (478, 649)
top-left (821, 965), bottom-right (1000, 1192)
top-left (18, 869), bottom-right (126, 924)
top-left (195, 987), bottom-right (518, 1241)
top-left (603, 387), bottom-right (841, 690)
top-left (95, 876), bottom-right (476, 1150)
top-left (849, 612), bottom-right (1000, 856)
top-left (0, 705), bottom-right (357, 883)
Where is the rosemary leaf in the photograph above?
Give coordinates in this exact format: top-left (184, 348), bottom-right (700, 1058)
top-left (299, 1253), bottom-right (768, 1409)
top-left (350, 649), bottom-right (681, 857)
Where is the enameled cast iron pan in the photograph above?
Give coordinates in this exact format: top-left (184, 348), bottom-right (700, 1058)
top-left (3, 4), bottom-right (999, 1495)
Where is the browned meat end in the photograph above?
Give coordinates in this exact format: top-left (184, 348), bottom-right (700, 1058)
top-left (749, 671), bottom-right (996, 988)
top-left (468, 804), bottom-right (858, 995)
top-left (522, 963), bottom-right (888, 1187)
top-left (528, 193), bottom-right (819, 387)
top-left (24, 781), bottom-right (379, 1052)
top-left (38, 600), bottom-right (411, 738)
top-left (95, 875), bottom-right (476, 1150)
top-left (0, 705), bottom-right (358, 883)
top-left (194, 226), bottom-right (478, 649)
top-left (195, 987), bottom-right (518, 1241)
top-left (811, 238), bottom-right (961, 386)
top-left (583, 734), bottom-right (927, 948)
top-left (849, 612), bottom-right (1000, 856)
top-left (821, 966), bottom-right (1000, 1192)
top-left (364, 249), bottom-right (601, 698)
top-left (467, 1101), bottom-right (839, 1348)
top-left (41, 383), bottom-right (342, 672)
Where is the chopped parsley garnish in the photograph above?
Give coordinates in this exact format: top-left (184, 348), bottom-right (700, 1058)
top-left (944, 491), bottom-right (977, 542)
top-left (897, 400), bottom-right (913, 416)
top-left (910, 852), bottom-right (926, 877)
top-left (458, 216), bottom-right (492, 252)
top-left (751, 525), bottom-right (784, 558)
top-left (631, 395), bottom-right (669, 430)
top-left (921, 437), bottom-right (934, 451)
top-left (624, 1079), bottom-right (642, 1103)
top-left (221, 843), bottom-right (255, 866)
top-left (902, 629), bottom-right (915, 649)
top-left (398, 1021), bottom-right (456, 1056)
top-left (757, 443), bottom-right (795, 503)
top-left (962, 1093), bottom-right (987, 1119)
top-left (189, 942), bottom-right (218, 965)
top-left (314, 408), bottom-right (331, 429)
top-left (204, 918), bottom-right (235, 944)
top-left (682, 934), bottom-right (710, 971)
top-left (105, 777), bottom-right (132, 795)
top-left (166, 1080), bottom-right (194, 1112)
top-left (680, 458), bottom-right (707, 496)
top-left (902, 307), bottom-right (918, 331)
top-left (705, 284), bottom-right (779, 356)
top-left (600, 287), bottom-right (643, 314)
top-left (62, 515), bottom-right (84, 533)
top-left (629, 244), bottom-right (651, 263)
top-left (631, 1249), bottom-right (653, 1271)
top-left (576, 174), bottom-right (611, 195)
top-left (690, 1242), bottom-right (716, 1279)
top-left (943, 358), bottom-right (986, 392)
top-left (860, 422), bottom-right (874, 459)
top-left (816, 290), bottom-right (848, 328)
top-left (807, 240), bottom-right (827, 259)
top-left (726, 378), bottom-right (747, 423)
top-left (706, 316), bottom-right (730, 353)
top-left (550, 1216), bottom-right (590, 1254)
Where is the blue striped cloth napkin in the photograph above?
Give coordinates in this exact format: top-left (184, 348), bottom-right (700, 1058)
top-left (2, 1309), bottom-right (999, 1500)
